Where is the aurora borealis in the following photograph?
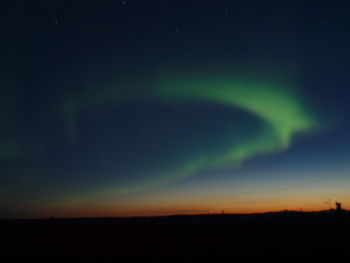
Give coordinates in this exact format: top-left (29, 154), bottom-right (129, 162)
top-left (1, 0), bottom-right (350, 218)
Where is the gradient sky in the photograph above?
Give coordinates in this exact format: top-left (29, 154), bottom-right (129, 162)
top-left (1, 0), bottom-right (350, 218)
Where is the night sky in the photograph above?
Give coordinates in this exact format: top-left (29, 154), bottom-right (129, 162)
top-left (2, 0), bottom-right (350, 218)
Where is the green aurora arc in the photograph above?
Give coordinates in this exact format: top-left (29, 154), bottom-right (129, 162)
top-left (56, 73), bottom-right (321, 198)
top-left (0, 69), bottom-right (324, 208)
top-left (0, 71), bottom-right (321, 199)
top-left (153, 75), bottom-right (319, 165)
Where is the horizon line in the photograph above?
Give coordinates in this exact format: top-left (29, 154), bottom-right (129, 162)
top-left (1, 208), bottom-right (348, 221)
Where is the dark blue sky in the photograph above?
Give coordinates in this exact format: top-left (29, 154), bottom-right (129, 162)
top-left (1, 0), bottom-right (350, 218)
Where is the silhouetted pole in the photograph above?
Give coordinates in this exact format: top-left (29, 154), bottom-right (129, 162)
top-left (335, 202), bottom-right (343, 230)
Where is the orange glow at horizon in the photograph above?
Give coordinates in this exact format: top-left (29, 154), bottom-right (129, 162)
top-left (7, 171), bottom-right (350, 219)
top-left (12, 193), bottom-right (350, 219)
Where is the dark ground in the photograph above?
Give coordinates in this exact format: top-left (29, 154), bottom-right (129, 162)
top-left (1, 210), bottom-right (349, 260)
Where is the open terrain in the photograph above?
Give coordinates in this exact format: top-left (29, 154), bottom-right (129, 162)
top-left (1, 211), bottom-right (349, 260)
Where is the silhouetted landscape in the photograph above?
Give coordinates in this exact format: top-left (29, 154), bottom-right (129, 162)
top-left (1, 210), bottom-right (349, 260)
